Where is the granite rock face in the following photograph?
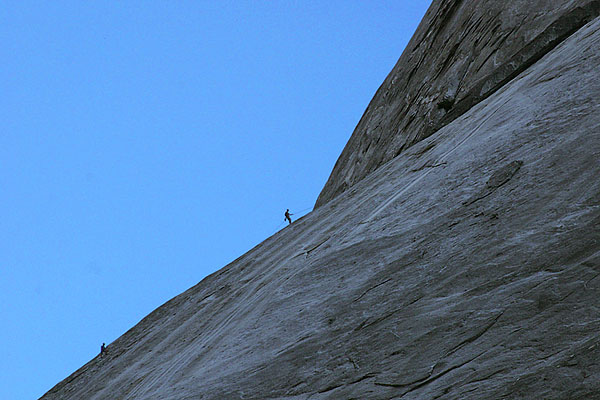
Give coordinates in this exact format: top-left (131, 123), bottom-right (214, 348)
top-left (315, 0), bottom-right (600, 207)
top-left (42, 5), bottom-right (600, 400)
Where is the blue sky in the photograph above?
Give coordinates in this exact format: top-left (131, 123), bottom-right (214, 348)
top-left (0, 1), bottom-right (431, 398)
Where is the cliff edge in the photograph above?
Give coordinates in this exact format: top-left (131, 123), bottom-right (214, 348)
top-left (315, 0), bottom-right (600, 207)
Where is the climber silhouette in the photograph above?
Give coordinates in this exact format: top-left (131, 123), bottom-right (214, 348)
top-left (284, 209), bottom-right (293, 224)
top-left (100, 343), bottom-right (106, 357)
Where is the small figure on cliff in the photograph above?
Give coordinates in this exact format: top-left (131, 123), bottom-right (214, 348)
top-left (284, 209), bottom-right (293, 224)
top-left (100, 342), bottom-right (107, 358)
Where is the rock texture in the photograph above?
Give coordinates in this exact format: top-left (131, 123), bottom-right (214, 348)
top-left (315, 0), bottom-right (600, 207)
top-left (42, 4), bottom-right (600, 400)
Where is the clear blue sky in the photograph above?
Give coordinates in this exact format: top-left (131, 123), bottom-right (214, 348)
top-left (0, 2), bottom-right (431, 398)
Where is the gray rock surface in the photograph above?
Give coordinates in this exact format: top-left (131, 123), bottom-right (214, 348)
top-left (315, 0), bottom-right (600, 207)
top-left (42, 7), bottom-right (600, 400)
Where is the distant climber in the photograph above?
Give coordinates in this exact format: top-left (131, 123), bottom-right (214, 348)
top-left (284, 209), bottom-right (293, 224)
top-left (100, 343), bottom-right (106, 357)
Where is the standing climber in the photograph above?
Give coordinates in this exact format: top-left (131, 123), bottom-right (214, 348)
top-left (284, 209), bottom-right (293, 224)
top-left (100, 342), bottom-right (107, 357)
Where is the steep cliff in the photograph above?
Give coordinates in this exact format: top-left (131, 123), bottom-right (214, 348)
top-left (315, 0), bottom-right (600, 207)
top-left (42, 3), bottom-right (600, 400)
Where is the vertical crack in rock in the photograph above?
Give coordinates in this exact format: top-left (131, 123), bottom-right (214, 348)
top-left (443, 311), bottom-right (505, 359)
top-left (353, 278), bottom-right (393, 302)
top-left (374, 350), bottom-right (488, 394)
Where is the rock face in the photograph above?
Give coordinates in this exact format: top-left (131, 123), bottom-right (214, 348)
top-left (315, 0), bottom-right (600, 207)
top-left (42, 3), bottom-right (600, 400)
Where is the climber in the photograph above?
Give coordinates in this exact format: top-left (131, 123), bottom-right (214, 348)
top-left (100, 342), bottom-right (107, 357)
top-left (284, 209), bottom-right (293, 224)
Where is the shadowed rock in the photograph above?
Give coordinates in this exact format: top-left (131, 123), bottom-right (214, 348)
top-left (463, 160), bottom-right (523, 206)
top-left (315, 0), bottom-right (600, 207)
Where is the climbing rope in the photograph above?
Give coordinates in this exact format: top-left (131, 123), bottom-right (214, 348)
top-left (270, 206), bottom-right (313, 235)
top-left (294, 207), bottom-right (313, 214)
top-left (271, 220), bottom-right (286, 234)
